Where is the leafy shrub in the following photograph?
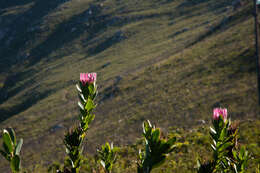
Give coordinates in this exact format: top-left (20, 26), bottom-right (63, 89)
top-left (197, 108), bottom-right (249, 173)
top-left (0, 128), bottom-right (23, 173)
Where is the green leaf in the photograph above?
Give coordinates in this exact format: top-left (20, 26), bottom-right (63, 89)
top-left (110, 142), bottom-right (114, 150)
top-left (85, 99), bottom-right (95, 112)
top-left (3, 129), bottom-right (14, 154)
top-left (239, 146), bottom-right (248, 161)
top-left (88, 84), bottom-right (95, 94)
top-left (197, 159), bottom-right (201, 170)
top-left (218, 116), bottom-right (224, 129)
top-left (233, 163), bottom-right (238, 173)
top-left (143, 120), bottom-right (152, 135)
top-left (219, 142), bottom-right (232, 152)
top-left (11, 155), bottom-right (21, 172)
top-left (78, 93), bottom-right (86, 103)
top-left (232, 150), bottom-right (238, 160)
top-left (92, 90), bottom-right (98, 100)
top-left (7, 128), bottom-right (16, 146)
top-left (211, 144), bottom-right (216, 151)
top-left (76, 84), bottom-right (82, 93)
top-left (212, 139), bottom-right (216, 147)
top-left (3, 142), bottom-right (10, 154)
top-left (100, 160), bottom-right (106, 169)
top-left (15, 139), bottom-right (23, 155)
top-left (78, 101), bottom-right (84, 111)
top-left (219, 127), bottom-right (227, 141)
top-left (152, 129), bottom-right (160, 142)
top-left (210, 127), bottom-right (216, 134)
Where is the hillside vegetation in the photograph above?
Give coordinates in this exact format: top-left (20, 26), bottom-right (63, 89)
top-left (0, 0), bottom-right (259, 172)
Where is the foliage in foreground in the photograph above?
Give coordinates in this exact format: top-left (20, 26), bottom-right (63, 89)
top-left (137, 120), bottom-right (176, 173)
top-left (0, 128), bottom-right (23, 173)
top-left (197, 108), bottom-right (249, 173)
top-left (97, 142), bottom-right (117, 173)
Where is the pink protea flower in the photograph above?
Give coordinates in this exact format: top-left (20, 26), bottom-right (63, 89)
top-left (80, 73), bottom-right (97, 85)
top-left (88, 73), bottom-right (96, 83)
top-left (213, 108), bottom-right (228, 122)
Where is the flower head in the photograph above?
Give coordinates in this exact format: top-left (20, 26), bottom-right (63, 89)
top-left (80, 73), bottom-right (97, 85)
top-left (213, 108), bottom-right (227, 122)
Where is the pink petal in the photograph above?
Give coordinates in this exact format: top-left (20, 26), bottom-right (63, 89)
top-left (79, 73), bottom-right (97, 85)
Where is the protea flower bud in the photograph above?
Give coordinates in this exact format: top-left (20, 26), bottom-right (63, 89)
top-left (80, 73), bottom-right (97, 85)
top-left (213, 108), bottom-right (227, 122)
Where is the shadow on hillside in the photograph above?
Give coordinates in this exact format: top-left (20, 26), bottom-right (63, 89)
top-left (0, 89), bottom-right (52, 122)
top-left (229, 49), bottom-right (256, 78)
top-left (0, 0), bottom-right (34, 10)
top-left (177, 0), bottom-right (231, 10)
top-left (88, 31), bottom-right (126, 55)
top-left (0, 0), bottom-right (67, 71)
top-left (27, 4), bottom-right (105, 66)
top-left (177, 0), bottom-right (210, 8)
top-left (0, 79), bottom-right (74, 123)
top-left (0, 3), bottom-right (173, 116)
top-left (0, 0), bottom-right (175, 71)
top-left (0, 3), bottom-right (105, 105)
top-left (187, 5), bottom-right (251, 47)
top-left (0, 69), bottom-right (37, 104)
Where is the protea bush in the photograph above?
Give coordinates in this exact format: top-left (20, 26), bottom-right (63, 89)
top-left (197, 108), bottom-right (249, 173)
top-left (57, 73), bottom-right (98, 173)
top-left (97, 142), bottom-right (117, 173)
top-left (137, 120), bottom-right (177, 173)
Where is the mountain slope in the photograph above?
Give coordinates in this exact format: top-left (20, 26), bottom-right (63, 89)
top-left (0, 0), bottom-right (259, 171)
